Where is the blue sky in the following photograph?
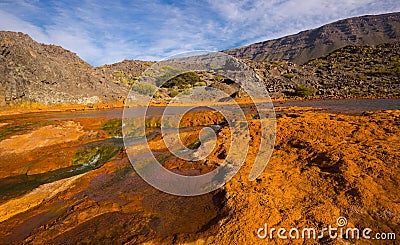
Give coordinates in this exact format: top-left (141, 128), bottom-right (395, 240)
top-left (0, 0), bottom-right (399, 66)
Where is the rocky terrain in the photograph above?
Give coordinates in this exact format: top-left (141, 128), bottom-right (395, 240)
top-left (1, 12), bottom-right (400, 110)
top-left (225, 12), bottom-right (400, 65)
top-left (247, 42), bottom-right (400, 98)
top-left (0, 107), bottom-right (398, 244)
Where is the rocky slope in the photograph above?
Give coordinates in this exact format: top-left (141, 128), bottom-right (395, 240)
top-left (0, 31), bottom-right (150, 107)
top-left (247, 42), bottom-right (400, 98)
top-left (225, 12), bottom-right (400, 65)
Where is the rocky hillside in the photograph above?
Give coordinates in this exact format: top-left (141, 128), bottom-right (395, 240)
top-left (225, 12), bottom-right (400, 65)
top-left (96, 60), bottom-right (154, 87)
top-left (0, 31), bottom-right (150, 107)
top-left (247, 41), bottom-right (400, 98)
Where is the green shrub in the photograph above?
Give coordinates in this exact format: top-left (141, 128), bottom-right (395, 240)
top-left (212, 75), bottom-right (224, 82)
top-left (294, 84), bottom-right (317, 97)
top-left (283, 73), bottom-right (295, 79)
top-left (162, 72), bottom-right (201, 89)
top-left (169, 90), bottom-right (180, 97)
top-left (272, 61), bottom-right (281, 66)
top-left (131, 81), bottom-right (157, 96)
top-left (194, 81), bottom-right (207, 87)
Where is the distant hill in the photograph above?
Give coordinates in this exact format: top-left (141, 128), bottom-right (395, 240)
top-left (0, 31), bottom-right (150, 107)
top-left (225, 12), bottom-right (400, 65)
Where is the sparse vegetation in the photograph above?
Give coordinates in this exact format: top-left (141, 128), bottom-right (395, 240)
top-left (73, 146), bottom-right (121, 167)
top-left (283, 73), bottom-right (295, 79)
top-left (195, 81), bottom-right (207, 87)
top-left (0, 121), bottom-right (42, 140)
top-left (212, 75), bottom-right (224, 83)
top-left (169, 90), bottom-right (180, 97)
top-left (272, 61), bottom-right (281, 66)
top-left (103, 119), bottom-right (122, 137)
top-left (131, 81), bottom-right (157, 96)
top-left (112, 70), bottom-right (137, 86)
top-left (162, 72), bottom-right (201, 89)
top-left (294, 84), bottom-right (317, 97)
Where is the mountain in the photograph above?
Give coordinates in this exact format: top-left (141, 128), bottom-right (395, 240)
top-left (2, 10), bottom-right (400, 109)
top-left (0, 31), bottom-right (150, 107)
top-left (225, 12), bottom-right (400, 65)
top-left (246, 41), bottom-right (400, 98)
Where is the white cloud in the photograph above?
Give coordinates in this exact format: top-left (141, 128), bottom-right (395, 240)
top-left (206, 0), bottom-right (400, 44)
top-left (0, 0), bottom-right (399, 65)
top-left (0, 10), bottom-right (49, 43)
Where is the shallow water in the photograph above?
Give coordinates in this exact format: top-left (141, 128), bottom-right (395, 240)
top-left (3, 98), bottom-right (396, 122)
top-left (276, 98), bottom-right (400, 114)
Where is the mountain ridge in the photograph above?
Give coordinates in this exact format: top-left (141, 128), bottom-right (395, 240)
top-left (224, 12), bottom-right (400, 64)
